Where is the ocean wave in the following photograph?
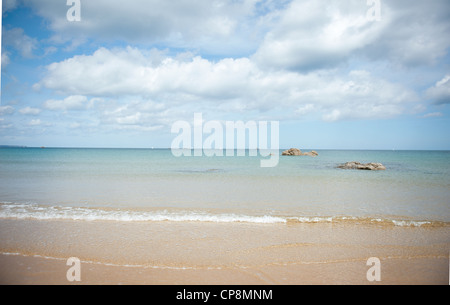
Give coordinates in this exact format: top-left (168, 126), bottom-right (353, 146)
top-left (0, 202), bottom-right (286, 224)
top-left (0, 202), bottom-right (447, 227)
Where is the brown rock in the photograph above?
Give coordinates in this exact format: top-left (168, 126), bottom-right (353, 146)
top-left (337, 161), bottom-right (386, 171)
top-left (303, 150), bottom-right (319, 157)
top-left (282, 148), bottom-right (319, 157)
top-left (282, 148), bottom-right (303, 156)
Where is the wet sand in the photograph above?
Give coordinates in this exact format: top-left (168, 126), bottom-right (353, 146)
top-left (0, 219), bottom-right (449, 285)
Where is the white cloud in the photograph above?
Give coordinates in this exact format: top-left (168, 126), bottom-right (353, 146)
top-left (371, 0), bottom-right (450, 66)
top-left (43, 95), bottom-right (90, 111)
top-left (69, 122), bottom-right (81, 129)
top-left (19, 107), bottom-right (42, 115)
top-left (16, 0), bottom-right (450, 70)
top-left (422, 112), bottom-right (443, 118)
top-left (3, 0), bottom-right (20, 12)
top-left (20, 0), bottom-right (441, 129)
top-left (24, 0), bottom-right (262, 56)
top-left (253, 0), bottom-right (450, 71)
top-left (3, 28), bottom-right (38, 58)
top-left (116, 113), bottom-right (143, 125)
top-left (295, 104), bottom-right (315, 116)
top-left (36, 47), bottom-right (263, 99)
top-left (113, 125), bottom-right (164, 132)
top-left (254, 0), bottom-right (386, 71)
top-left (99, 99), bottom-right (173, 131)
top-left (28, 119), bottom-right (42, 126)
top-left (0, 124), bottom-right (13, 130)
top-left (36, 46), bottom-right (418, 123)
top-left (15, 0), bottom-right (450, 66)
top-left (298, 70), bottom-right (419, 122)
top-left (1, 51), bottom-right (11, 67)
top-left (427, 75), bottom-right (450, 105)
top-left (0, 106), bottom-right (15, 115)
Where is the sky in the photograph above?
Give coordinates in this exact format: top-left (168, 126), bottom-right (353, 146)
top-left (1, 0), bottom-right (450, 150)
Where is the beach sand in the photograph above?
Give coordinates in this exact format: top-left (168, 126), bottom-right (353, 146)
top-left (0, 219), bottom-right (449, 285)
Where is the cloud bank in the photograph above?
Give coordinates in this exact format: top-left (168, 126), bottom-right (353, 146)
top-left (1, 0), bottom-right (449, 148)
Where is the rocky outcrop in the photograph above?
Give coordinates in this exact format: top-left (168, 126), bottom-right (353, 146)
top-left (302, 151), bottom-right (319, 157)
top-left (282, 148), bottom-right (302, 156)
top-left (282, 148), bottom-right (318, 157)
top-left (337, 161), bottom-right (386, 171)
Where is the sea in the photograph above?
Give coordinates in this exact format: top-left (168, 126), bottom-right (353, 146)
top-left (1, 147), bottom-right (449, 227)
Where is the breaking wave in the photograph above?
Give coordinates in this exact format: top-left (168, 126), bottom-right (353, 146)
top-left (0, 202), bottom-right (448, 227)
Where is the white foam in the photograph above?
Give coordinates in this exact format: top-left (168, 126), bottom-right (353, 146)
top-left (293, 216), bottom-right (334, 223)
top-left (0, 203), bottom-right (286, 224)
top-left (0, 202), bottom-right (443, 227)
top-left (391, 220), bottom-right (431, 227)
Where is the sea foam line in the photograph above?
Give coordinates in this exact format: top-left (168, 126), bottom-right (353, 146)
top-left (0, 202), bottom-right (446, 227)
top-left (0, 203), bottom-right (286, 224)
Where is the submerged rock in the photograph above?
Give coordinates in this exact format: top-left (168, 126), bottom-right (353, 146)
top-left (337, 161), bottom-right (386, 171)
top-left (282, 148), bottom-right (318, 157)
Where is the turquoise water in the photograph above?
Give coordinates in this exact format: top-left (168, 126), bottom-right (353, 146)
top-left (0, 148), bottom-right (449, 224)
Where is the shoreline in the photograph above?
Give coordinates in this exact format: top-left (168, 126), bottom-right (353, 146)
top-left (1, 218), bottom-right (448, 285)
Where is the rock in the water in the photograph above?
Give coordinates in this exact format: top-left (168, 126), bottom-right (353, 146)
top-left (282, 148), bottom-right (318, 157)
top-left (302, 150), bottom-right (319, 157)
top-left (337, 161), bottom-right (386, 171)
top-left (282, 148), bottom-right (303, 156)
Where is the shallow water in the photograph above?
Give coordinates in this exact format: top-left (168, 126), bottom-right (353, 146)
top-left (0, 148), bottom-right (449, 224)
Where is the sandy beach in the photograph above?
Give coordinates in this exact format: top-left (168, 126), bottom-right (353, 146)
top-left (1, 218), bottom-right (448, 285)
top-left (3, 0), bottom-right (450, 289)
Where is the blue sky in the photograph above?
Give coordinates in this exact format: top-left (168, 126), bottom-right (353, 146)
top-left (1, 0), bottom-right (450, 150)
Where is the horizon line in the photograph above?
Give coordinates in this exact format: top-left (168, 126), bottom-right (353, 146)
top-left (1, 145), bottom-right (449, 152)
